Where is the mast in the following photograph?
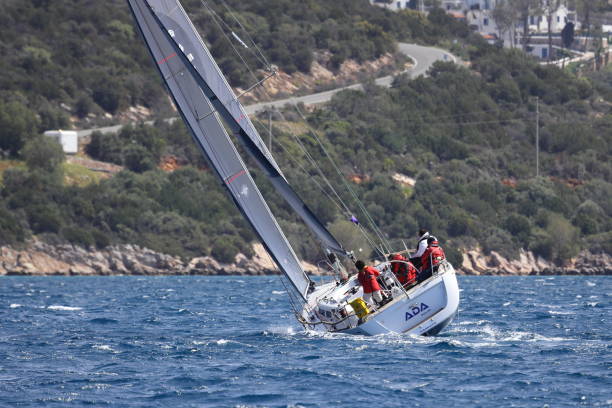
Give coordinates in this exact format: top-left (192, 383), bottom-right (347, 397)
top-left (127, 0), bottom-right (311, 299)
top-left (139, 0), bottom-right (346, 256)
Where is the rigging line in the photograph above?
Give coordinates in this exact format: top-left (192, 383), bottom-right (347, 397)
top-left (287, 107), bottom-right (391, 254)
top-left (253, 117), bottom-right (384, 256)
top-left (235, 70), bottom-right (278, 100)
top-left (400, 107), bottom-right (521, 121)
top-left (292, 105), bottom-right (393, 255)
top-left (217, 0), bottom-right (273, 70)
top-left (135, 1), bottom-right (231, 180)
top-left (200, 0), bottom-right (262, 87)
top-left (198, 3), bottom-right (386, 254)
top-left (257, 109), bottom-right (357, 220)
top-left (200, 0), bottom-right (270, 70)
top-left (200, 2), bottom-right (358, 257)
top-left (263, 127), bottom-right (347, 215)
top-left (424, 118), bottom-right (530, 127)
top-left (272, 131), bottom-right (391, 258)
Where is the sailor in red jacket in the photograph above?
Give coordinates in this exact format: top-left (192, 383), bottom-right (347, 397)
top-left (389, 253), bottom-right (418, 287)
top-left (418, 237), bottom-right (446, 283)
top-left (355, 260), bottom-right (383, 306)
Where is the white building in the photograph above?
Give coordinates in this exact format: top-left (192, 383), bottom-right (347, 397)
top-left (44, 130), bottom-right (78, 154)
top-left (525, 4), bottom-right (576, 34)
top-left (462, 0), bottom-right (579, 56)
top-left (370, 0), bottom-right (413, 11)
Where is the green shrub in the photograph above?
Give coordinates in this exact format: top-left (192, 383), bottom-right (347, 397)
top-left (211, 237), bottom-right (239, 264)
top-left (22, 135), bottom-right (65, 173)
top-left (27, 204), bottom-right (62, 234)
top-left (444, 245), bottom-right (463, 267)
top-left (91, 229), bottom-right (111, 249)
top-left (0, 100), bottom-right (39, 157)
top-left (61, 226), bottom-right (95, 247)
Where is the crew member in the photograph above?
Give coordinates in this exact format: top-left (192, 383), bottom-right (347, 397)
top-left (418, 237), bottom-right (446, 283)
top-left (410, 228), bottom-right (432, 268)
top-left (389, 253), bottom-right (417, 287)
top-left (355, 260), bottom-right (383, 306)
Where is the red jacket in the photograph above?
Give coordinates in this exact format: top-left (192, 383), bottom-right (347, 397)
top-left (391, 254), bottom-right (417, 285)
top-left (421, 244), bottom-right (446, 272)
top-left (358, 266), bottom-right (380, 293)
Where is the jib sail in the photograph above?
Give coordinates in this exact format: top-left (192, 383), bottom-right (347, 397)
top-left (128, 0), bottom-right (312, 298)
top-left (130, 0), bottom-right (346, 256)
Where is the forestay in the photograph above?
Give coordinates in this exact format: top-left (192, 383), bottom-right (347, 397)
top-left (128, 0), bottom-right (311, 299)
top-left (134, 0), bottom-right (346, 256)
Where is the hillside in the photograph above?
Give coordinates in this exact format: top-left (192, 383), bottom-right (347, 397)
top-left (0, 2), bottom-right (610, 272)
top-left (0, 0), bottom-right (464, 133)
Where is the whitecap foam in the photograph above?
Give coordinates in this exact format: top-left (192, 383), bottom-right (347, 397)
top-left (93, 344), bottom-right (115, 352)
top-left (271, 290), bottom-right (286, 295)
top-left (458, 320), bottom-right (490, 326)
top-left (586, 281), bottom-right (596, 287)
top-left (548, 310), bottom-right (574, 316)
top-left (47, 305), bottom-right (82, 311)
top-left (264, 326), bottom-right (297, 336)
top-left (9, 304), bottom-right (22, 309)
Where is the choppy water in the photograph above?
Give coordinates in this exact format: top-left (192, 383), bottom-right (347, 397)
top-left (1, 276), bottom-right (610, 407)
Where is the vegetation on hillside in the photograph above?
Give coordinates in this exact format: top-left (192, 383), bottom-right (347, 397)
top-left (0, 0), bottom-right (469, 141)
top-left (2, 40), bottom-right (610, 265)
top-left (0, 2), bottom-right (609, 266)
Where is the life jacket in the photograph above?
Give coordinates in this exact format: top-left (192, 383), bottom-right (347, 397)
top-left (420, 241), bottom-right (445, 272)
top-left (358, 266), bottom-right (380, 294)
top-left (391, 254), bottom-right (417, 285)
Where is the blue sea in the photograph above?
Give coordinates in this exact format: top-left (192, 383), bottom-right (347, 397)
top-left (1, 276), bottom-right (610, 407)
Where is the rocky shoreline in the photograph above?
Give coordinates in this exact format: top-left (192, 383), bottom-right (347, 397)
top-left (0, 240), bottom-right (610, 276)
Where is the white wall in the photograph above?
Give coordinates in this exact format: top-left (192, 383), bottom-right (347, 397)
top-left (44, 130), bottom-right (78, 154)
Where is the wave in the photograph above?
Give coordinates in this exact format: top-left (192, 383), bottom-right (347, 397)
top-left (9, 303), bottom-right (22, 308)
top-left (92, 344), bottom-right (116, 353)
top-left (548, 310), bottom-right (574, 316)
top-left (47, 305), bottom-right (83, 311)
top-left (89, 318), bottom-right (119, 324)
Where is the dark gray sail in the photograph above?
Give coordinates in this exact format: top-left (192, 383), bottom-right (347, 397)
top-left (128, 0), bottom-right (311, 299)
top-left (138, 0), bottom-right (346, 256)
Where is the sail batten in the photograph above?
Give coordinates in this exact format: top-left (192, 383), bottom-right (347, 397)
top-left (128, 0), bottom-right (311, 299)
top-left (142, 0), bottom-right (346, 255)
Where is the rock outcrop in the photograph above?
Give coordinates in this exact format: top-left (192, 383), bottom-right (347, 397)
top-left (459, 248), bottom-right (612, 276)
top-left (0, 240), bottom-right (320, 276)
top-left (0, 240), bottom-right (609, 276)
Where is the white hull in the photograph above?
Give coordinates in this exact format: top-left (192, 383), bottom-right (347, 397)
top-left (301, 261), bottom-right (460, 336)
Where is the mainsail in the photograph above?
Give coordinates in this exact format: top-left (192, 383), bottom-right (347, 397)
top-left (128, 0), bottom-right (312, 298)
top-left (132, 0), bottom-right (346, 256)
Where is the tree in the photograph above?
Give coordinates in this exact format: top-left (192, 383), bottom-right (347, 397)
top-left (561, 21), bottom-right (575, 48)
top-left (493, 0), bottom-right (517, 48)
top-left (543, 0), bottom-right (562, 61)
top-left (22, 135), bottom-right (65, 174)
top-left (0, 101), bottom-right (39, 157)
top-left (510, 0), bottom-right (542, 51)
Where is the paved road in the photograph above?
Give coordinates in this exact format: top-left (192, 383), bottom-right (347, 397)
top-left (76, 43), bottom-right (457, 137)
top-left (244, 43), bottom-right (456, 114)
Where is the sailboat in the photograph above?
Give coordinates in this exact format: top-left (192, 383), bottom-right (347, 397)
top-left (127, 0), bottom-right (460, 336)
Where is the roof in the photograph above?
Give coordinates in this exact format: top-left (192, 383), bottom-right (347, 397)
top-left (448, 11), bottom-right (466, 19)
